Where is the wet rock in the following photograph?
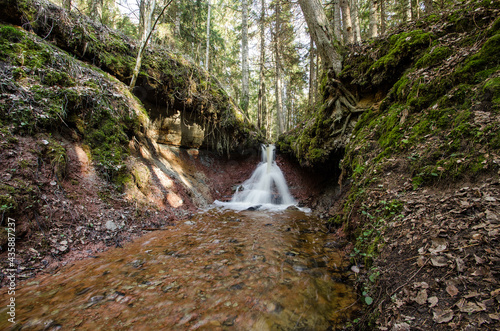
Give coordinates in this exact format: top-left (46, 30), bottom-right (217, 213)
top-left (247, 205), bottom-right (262, 211)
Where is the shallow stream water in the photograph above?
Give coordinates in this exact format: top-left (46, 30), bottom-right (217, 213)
top-left (0, 208), bottom-right (358, 330)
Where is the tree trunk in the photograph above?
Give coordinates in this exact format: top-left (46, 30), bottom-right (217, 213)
top-left (174, 0), bottom-right (181, 37)
top-left (241, 0), bottom-right (249, 114)
top-left (351, 0), bottom-right (361, 43)
top-left (274, 3), bottom-right (285, 135)
top-left (369, 0), bottom-right (378, 38)
top-left (308, 38), bottom-right (316, 106)
top-left (341, 0), bottom-right (354, 44)
top-left (205, 0), bottom-right (211, 71)
top-left (380, 0), bottom-right (386, 35)
top-left (298, 0), bottom-right (342, 76)
top-left (89, 0), bottom-right (103, 22)
top-left (257, 0), bottom-right (266, 131)
top-left (333, 0), bottom-right (342, 43)
top-left (424, 0), bottom-right (433, 13)
top-left (130, 0), bottom-right (173, 90)
top-left (406, 0), bottom-right (413, 21)
top-left (138, 0), bottom-right (146, 39)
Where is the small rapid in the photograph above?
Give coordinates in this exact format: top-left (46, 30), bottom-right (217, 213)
top-left (215, 145), bottom-right (302, 212)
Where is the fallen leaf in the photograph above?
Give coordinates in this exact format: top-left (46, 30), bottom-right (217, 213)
top-left (455, 257), bottom-right (465, 272)
top-left (392, 322), bottom-right (410, 331)
top-left (429, 238), bottom-right (448, 254)
top-left (471, 266), bottom-right (489, 276)
top-left (464, 291), bottom-right (480, 299)
top-left (446, 284), bottom-right (459, 297)
top-left (489, 313), bottom-right (500, 320)
top-left (413, 282), bottom-right (429, 289)
top-left (433, 309), bottom-right (454, 323)
top-left (485, 210), bottom-right (498, 223)
top-left (474, 254), bottom-right (485, 264)
top-left (456, 298), bottom-right (484, 313)
top-left (417, 256), bottom-right (426, 267)
top-left (413, 289), bottom-right (428, 305)
top-left (490, 288), bottom-right (500, 296)
top-left (431, 256), bottom-right (448, 267)
top-left (428, 296), bottom-right (439, 307)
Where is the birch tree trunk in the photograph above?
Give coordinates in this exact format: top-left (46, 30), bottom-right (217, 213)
top-left (205, 0), bottom-right (211, 71)
top-left (241, 0), bottom-right (249, 114)
top-left (298, 0), bottom-right (342, 76)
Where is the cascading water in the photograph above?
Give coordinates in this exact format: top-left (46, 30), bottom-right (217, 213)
top-left (215, 144), bottom-right (300, 211)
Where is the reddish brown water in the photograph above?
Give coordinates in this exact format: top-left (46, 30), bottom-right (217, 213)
top-left (0, 208), bottom-right (358, 330)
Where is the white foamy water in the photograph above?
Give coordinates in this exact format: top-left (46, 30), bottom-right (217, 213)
top-left (214, 145), bottom-right (307, 212)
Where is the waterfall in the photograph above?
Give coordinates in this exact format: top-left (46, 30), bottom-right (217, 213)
top-left (214, 144), bottom-right (298, 211)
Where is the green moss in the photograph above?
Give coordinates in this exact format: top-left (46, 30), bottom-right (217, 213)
top-left (369, 30), bottom-right (433, 83)
top-left (415, 46), bottom-right (452, 68)
top-left (454, 34), bottom-right (500, 83)
top-left (0, 194), bottom-right (17, 213)
top-left (41, 70), bottom-right (75, 87)
top-left (376, 104), bottom-right (405, 150)
top-left (43, 139), bottom-right (67, 180)
top-left (85, 109), bottom-right (131, 188)
top-left (0, 25), bottom-right (24, 42)
top-left (482, 77), bottom-right (500, 105)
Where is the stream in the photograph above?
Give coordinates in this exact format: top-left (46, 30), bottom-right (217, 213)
top-left (0, 145), bottom-right (359, 330)
top-left (0, 208), bottom-right (358, 330)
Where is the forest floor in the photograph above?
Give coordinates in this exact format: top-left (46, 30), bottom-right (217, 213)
top-left (356, 168), bottom-right (500, 330)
